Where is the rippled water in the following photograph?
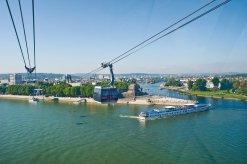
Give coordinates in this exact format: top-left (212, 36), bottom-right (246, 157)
top-left (1, 84), bottom-right (247, 163)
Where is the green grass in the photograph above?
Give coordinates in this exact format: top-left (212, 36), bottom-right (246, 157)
top-left (179, 90), bottom-right (247, 101)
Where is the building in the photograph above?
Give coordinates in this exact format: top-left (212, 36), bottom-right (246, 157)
top-left (9, 74), bottom-right (22, 85)
top-left (206, 81), bottom-right (214, 89)
top-left (0, 79), bottom-right (9, 86)
top-left (69, 82), bottom-right (81, 87)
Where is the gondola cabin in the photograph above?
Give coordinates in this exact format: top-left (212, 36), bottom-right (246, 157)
top-left (93, 86), bottom-right (118, 104)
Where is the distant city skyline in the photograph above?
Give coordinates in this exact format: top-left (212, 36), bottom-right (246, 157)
top-left (1, 0), bottom-right (247, 74)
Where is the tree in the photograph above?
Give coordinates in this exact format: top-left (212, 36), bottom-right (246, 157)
top-left (165, 77), bottom-right (182, 87)
top-left (0, 86), bottom-right (6, 94)
top-left (187, 80), bottom-right (193, 90)
top-left (80, 84), bottom-right (94, 97)
top-left (233, 80), bottom-right (240, 90)
top-left (85, 85), bottom-right (94, 97)
top-left (240, 81), bottom-right (247, 88)
top-left (212, 77), bottom-right (220, 88)
top-left (220, 79), bottom-right (232, 90)
top-left (70, 87), bottom-right (80, 97)
top-left (238, 88), bottom-right (247, 95)
top-left (5, 85), bottom-right (34, 95)
top-left (63, 87), bottom-right (71, 97)
top-left (193, 79), bottom-right (207, 91)
top-left (115, 81), bottom-right (129, 90)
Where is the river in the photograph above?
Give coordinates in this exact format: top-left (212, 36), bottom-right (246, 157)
top-left (0, 83), bottom-right (247, 163)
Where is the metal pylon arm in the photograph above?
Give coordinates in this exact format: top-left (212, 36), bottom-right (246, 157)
top-left (101, 62), bottom-right (115, 87)
top-left (25, 66), bottom-right (36, 74)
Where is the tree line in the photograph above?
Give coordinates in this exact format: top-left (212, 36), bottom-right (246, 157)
top-left (0, 81), bottom-right (130, 97)
top-left (188, 77), bottom-right (247, 95)
top-left (0, 85), bottom-right (35, 95)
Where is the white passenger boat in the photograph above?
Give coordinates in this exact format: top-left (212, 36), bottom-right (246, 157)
top-left (139, 103), bottom-right (210, 121)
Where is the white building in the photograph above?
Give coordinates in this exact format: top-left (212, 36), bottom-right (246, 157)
top-left (69, 82), bottom-right (81, 87)
top-left (9, 74), bottom-right (22, 85)
top-left (206, 81), bottom-right (214, 89)
top-left (0, 79), bottom-right (9, 86)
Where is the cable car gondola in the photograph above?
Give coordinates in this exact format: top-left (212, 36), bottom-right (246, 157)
top-left (93, 63), bottom-right (118, 104)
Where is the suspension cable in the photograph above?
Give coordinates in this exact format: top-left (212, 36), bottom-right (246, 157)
top-left (81, 0), bottom-right (217, 79)
top-left (32, 0), bottom-right (37, 79)
top-left (82, 0), bottom-right (231, 78)
top-left (108, 0), bottom-right (216, 64)
top-left (80, 66), bottom-right (104, 80)
top-left (111, 0), bottom-right (232, 65)
top-left (18, 0), bottom-right (31, 68)
top-left (5, 0), bottom-right (27, 67)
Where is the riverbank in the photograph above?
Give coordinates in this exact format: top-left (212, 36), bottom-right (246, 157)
top-left (159, 85), bottom-right (187, 91)
top-left (178, 90), bottom-right (247, 101)
top-left (118, 95), bottom-right (195, 106)
top-left (0, 94), bottom-right (196, 106)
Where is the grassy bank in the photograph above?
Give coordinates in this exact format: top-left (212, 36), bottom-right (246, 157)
top-left (178, 90), bottom-right (247, 101)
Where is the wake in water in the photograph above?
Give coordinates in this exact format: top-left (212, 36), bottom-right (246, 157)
top-left (119, 115), bottom-right (139, 119)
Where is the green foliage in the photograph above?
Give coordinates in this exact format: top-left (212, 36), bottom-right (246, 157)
top-left (231, 80), bottom-right (247, 95)
top-left (0, 80), bottom-right (90, 97)
top-left (183, 79), bottom-right (247, 99)
top-left (212, 77), bottom-right (220, 88)
top-left (115, 81), bottom-right (129, 90)
top-left (71, 86), bottom-right (80, 97)
top-left (237, 88), bottom-right (247, 96)
top-left (6, 85), bottom-right (35, 95)
top-left (37, 82), bottom-right (94, 97)
top-left (0, 86), bottom-right (7, 94)
top-left (233, 80), bottom-right (240, 90)
top-left (63, 87), bottom-right (71, 97)
top-left (181, 89), bottom-right (247, 101)
top-left (192, 79), bottom-right (207, 91)
top-left (97, 81), bottom-right (129, 90)
top-left (96, 81), bottom-right (109, 86)
top-left (220, 79), bottom-right (232, 90)
top-left (165, 77), bottom-right (182, 87)
top-left (80, 84), bottom-right (94, 97)
top-left (188, 80), bottom-right (193, 90)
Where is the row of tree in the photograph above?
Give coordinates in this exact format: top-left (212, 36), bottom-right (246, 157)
top-left (210, 77), bottom-right (233, 90)
top-left (188, 78), bottom-right (233, 91)
top-left (0, 81), bottom-right (131, 97)
top-left (41, 83), bottom-right (94, 97)
top-left (0, 85), bottom-right (35, 95)
top-left (188, 77), bottom-right (247, 95)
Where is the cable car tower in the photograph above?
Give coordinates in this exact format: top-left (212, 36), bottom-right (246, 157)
top-left (93, 63), bottom-right (118, 104)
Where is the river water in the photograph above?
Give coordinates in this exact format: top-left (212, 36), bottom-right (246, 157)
top-left (0, 83), bottom-right (247, 163)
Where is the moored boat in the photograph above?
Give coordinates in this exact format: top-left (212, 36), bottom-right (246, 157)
top-left (29, 97), bottom-right (39, 103)
top-left (139, 103), bottom-right (211, 121)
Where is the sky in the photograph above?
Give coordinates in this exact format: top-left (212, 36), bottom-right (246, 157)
top-left (0, 0), bottom-right (247, 74)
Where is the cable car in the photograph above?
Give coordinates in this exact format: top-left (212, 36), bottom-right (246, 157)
top-left (93, 63), bottom-right (119, 104)
top-left (93, 86), bottom-right (118, 104)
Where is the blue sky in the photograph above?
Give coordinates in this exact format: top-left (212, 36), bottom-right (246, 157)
top-left (0, 0), bottom-right (247, 74)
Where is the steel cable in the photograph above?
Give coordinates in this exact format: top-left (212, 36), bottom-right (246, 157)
top-left (82, 0), bottom-right (231, 78)
top-left (5, 0), bottom-right (27, 67)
